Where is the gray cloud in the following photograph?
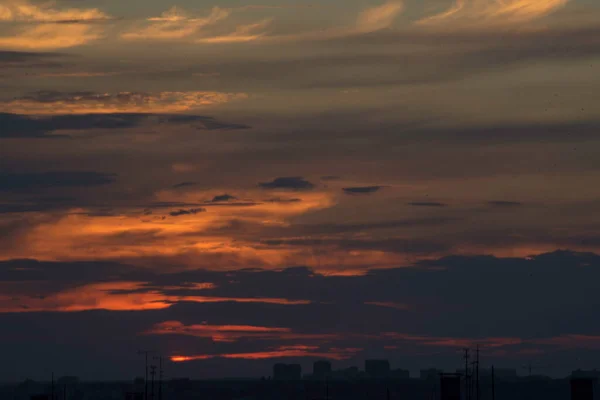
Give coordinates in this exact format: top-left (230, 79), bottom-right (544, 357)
top-left (211, 194), bottom-right (237, 202)
top-left (321, 176), bottom-right (342, 181)
top-left (173, 182), bottom-right (197, 189)
top-left (488, 201), bottom-right (524, 207)
top-left (408, 202), bottom-right (448, 207)
top-left (0, 112), bottom-right (249, 139)
top-left (0, 171), bottom-right (116, 192)
top-left (169, 208), bottom-right (206, 217)
top-left (342, 186), bottom-right (384, 195)
top-left (259, 177), bottom-right (315, 191)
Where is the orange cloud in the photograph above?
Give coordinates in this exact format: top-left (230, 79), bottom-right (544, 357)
top-left (147, 320), bottom-right (335, 342)
top-left (122, 6), bottom-right (231, 40)
top-left (170, 346), bottom-right (361, 362)
top-left (1, 91), bottom-right (248, 115)
top-left (416, 0), bottom-right (569, 27)
top-left (0, 0), bottom-right (110, 22)
top-left (0, 281), bottom-right (310, 313)
top-left (356, 1), bottom-right (404, 33)
top-left (0, 23), bottom-right (104, 50)
top-left (0, 0), bottom-right (112, 49)
top-left (196, 18), bottom-right (272, 44)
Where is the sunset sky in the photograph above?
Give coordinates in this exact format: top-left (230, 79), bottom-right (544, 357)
top-left (1, 0), bottom-right (600, 381)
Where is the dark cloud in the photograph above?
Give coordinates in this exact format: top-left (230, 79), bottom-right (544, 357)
top-left (262, 237), bottom-right (449, 255)
top-left (1, 251), bottom-right (600, 379)
top-left (488, 201), bottom-right (524, 207)
top-left (321, 176), bottom-right (342, 181)
top-left (263, 197), bottom-right (302, 203)
top-left (211, 194), bottom-right (237, 202)
top-left (173, 182), bottom-right (197, 189)
top-left (169, 208), bottom-right (206, 217)
top-left (258, 177), bottom-right (315, 191)
top-left (0, 171), bottom-right (116, 192)
top-left (0, 112), bottom-right (248, 139)
top-left (0, 50), bottom-right (64, 69)
top-left (408, 202), bottom-right (448, 207)
top-left (342, 186), bottom-right (384, 195)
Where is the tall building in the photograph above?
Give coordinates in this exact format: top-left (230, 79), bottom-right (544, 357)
top-left (572, 370), bottom-right (600, 381)
top-left (313, 360), bottom-right (332, 379)
top-left (420, 368), bottom-right (443, 381)
top-left (390, 368), bottom-right (410, 379)
top-left (273, 363), bottom-right (302, 380)
top-left (440, 375), bottom-right (461, 400)
top-left (365, 360), bottom-right (390, 379)
top-left (571, 378), bottom-right (594, 400)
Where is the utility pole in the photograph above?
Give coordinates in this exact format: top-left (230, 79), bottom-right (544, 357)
top-left (464, 348), bottom-right (470, 400)
top-left (138, 350), bottom-right (152, 400)
top-left (476, 345), bottom-right (480, 400)
top-left (491, 365), bottom-right (495, 400)
top-left (150, 365), bottom-right (157, 400)
top-left (158, 356), bottom-right (163, 400)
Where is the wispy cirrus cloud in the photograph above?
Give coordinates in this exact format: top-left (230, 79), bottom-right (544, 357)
top-left (0, 0), bottom-right (112, 49)
top-left (416, 0), bottom-right (569, 27)
top-left (121, 6), bottom-right (231, 40)
top-left (356, 1), bottom-right (404, 33)
top-left (147, 320), bottom-right (336, 343)
top-left (0, 0), bottom-right (111, 23)
top-left (0, 281), bottom-right (310, 313)
top-left (0, 22), bottom-right (105, 50)
top-left (196, 18), bottom-right (272, 44)
top-left (0, 91), bottom-right (248, 115)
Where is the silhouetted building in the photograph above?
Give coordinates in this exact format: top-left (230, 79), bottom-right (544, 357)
top-left (572, 370), bottom-right (600, 381)
top-left (365, 360), bottom-right (390, 379)
top-left (390, 368), bottom-right (410, 380)
top-left (421, 368), bottom-right (443, 381)
top-left (125, 393), bottom-right (144, 400)
top-left (273, 363), bottom-right (302, 380)
top-left (313, 360), bottom-right (332, 379)
top-left (571, 378), bottom-right (594, 400)
top-left (440, 375), bottom-right (461, 400)
top-left (30, 396), bottom-right (49, 400)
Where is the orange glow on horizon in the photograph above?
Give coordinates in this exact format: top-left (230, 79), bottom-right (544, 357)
top-left (169, 346), bottom-right (362, 362)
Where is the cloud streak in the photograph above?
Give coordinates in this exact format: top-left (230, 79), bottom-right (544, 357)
top-left (416, 0), bottom-right (569, 27)
top-left (1, 91), bottom-right (248, 115)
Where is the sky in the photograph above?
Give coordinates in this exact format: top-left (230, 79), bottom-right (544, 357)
top-left (0, 0), bottom-right (600, 381)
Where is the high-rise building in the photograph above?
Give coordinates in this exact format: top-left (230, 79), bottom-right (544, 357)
top-left (571, 378), bottom-right (594, 400)
top-left (421, 368), bottom-right (443, 381)
top-left (365, 360), bottom-right (390, 379)
top-left (313, 360), bottom-right (332, 379)
top-left (390, 368), bottom-right (410, 379)
top-left (273, 363), bottom-right (302, 380)
top-left (572, 370), bottom-right (600, 381)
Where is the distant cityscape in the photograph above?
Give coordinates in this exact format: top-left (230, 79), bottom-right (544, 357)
top-left (4, 357), bottom-right (599, 400)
